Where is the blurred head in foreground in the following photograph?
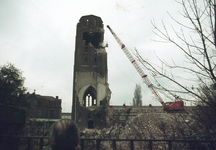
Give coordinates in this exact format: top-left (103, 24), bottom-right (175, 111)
top-left (50, 119), bottom-right (79, 150)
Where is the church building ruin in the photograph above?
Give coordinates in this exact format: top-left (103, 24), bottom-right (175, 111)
top-left (72, 15), bottom-right (111, 129)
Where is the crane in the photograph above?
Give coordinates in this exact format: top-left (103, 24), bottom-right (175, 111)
top-left (107, 25), bottom-right (184, 111)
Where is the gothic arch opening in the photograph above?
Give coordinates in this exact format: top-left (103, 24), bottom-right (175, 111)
top-left (83, 86), bottom-right (97, 107)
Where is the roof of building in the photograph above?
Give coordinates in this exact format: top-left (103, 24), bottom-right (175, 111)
top-left (25, 92), bottom-right (61, 101)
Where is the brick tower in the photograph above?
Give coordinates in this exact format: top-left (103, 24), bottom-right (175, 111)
top-left (72, 15), bottom-right (111, 129)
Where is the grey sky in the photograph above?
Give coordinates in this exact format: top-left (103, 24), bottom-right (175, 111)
top-left (0, 0), bottom-right (190, 112)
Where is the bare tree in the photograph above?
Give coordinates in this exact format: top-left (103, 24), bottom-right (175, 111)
top-left (133, 0), bottom-right (216, 139)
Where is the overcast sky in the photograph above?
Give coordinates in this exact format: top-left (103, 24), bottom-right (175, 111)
top-left (0, 0), bottom-right (191, 112)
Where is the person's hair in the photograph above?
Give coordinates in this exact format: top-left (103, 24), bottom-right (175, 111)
top-left (49, 119), bottom-right (79, 150)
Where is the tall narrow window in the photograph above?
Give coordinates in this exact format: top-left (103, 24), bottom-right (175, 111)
top-left (87, 19), bottom-right (89, 26)
top-left (85, 94), bottom-right (92, 107)
top-left (94, 99), bottom-right (96, 105)
top-left (86, 96), bottom-right (89, 107)
top-left (89, 96), bottom-right (92, 106)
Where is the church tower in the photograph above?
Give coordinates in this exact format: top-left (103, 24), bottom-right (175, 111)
top-left (72, 15), bottom-right (111, 129)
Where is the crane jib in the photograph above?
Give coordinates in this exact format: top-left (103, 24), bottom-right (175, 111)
top-left (106, 25), bottom-right (185, 112)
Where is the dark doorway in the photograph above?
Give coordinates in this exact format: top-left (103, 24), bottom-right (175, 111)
top-left (88, 120), bottom-right (94, 129)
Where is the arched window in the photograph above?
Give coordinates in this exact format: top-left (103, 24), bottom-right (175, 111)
top-left (83, 86), bottom-right (97, 107)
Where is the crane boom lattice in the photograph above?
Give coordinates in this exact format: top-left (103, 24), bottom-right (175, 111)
top-left (107, 25), bottom-right (164, 106)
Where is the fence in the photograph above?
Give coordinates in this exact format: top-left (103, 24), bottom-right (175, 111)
top-left (0, 136), bottom-right (215, 150)
top-left (0, 136), bottom-right (49, 150)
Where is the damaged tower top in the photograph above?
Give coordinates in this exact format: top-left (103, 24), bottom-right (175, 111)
top-left (79, 15), bottom-right (103, 29)
top-left (77, 15), bottom-right (104, 48)
top-left (74, 14), bottom-right (107, 76)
